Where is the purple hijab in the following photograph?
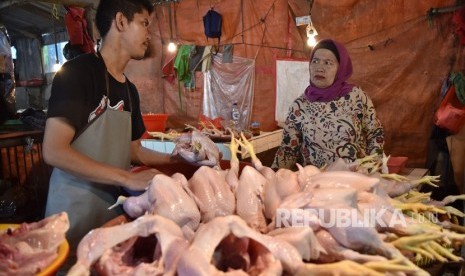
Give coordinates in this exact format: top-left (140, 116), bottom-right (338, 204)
top-left (304, 39), bottom-right (355, 102)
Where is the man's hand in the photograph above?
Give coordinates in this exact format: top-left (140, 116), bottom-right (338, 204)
top-left (124, 168), bottom-right (162, 191)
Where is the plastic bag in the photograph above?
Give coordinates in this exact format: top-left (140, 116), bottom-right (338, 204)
top-left (203, 53), bottom-right (254, 131)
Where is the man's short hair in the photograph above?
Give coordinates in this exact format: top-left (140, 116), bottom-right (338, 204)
top-left (96, 0), bottom-right (153, 38)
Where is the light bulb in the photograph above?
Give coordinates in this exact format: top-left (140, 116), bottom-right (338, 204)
top-left (53, 62), bottom-right (62, 72)
top-left (305, 22), bottom-right (318, 47)
top-left (307, 36), bottom-right (317, 47)
top-left (306, 24), bottom-right (318, 37)
top-left (167, 42), bottom-right (177, 52)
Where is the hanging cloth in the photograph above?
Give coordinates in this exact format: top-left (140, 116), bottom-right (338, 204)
top-left (222, 44), bottom-right (234, 63)
top-left (451, 72), bottom-right (465, 104)
top-left (201, 45), bottom-right (214, 72)
top-left (173, 45), bottom-right (192, 85)
top-left (65, 6), bottom-right (95, 54)
top-left (162, 55), bottom-right (176, 84)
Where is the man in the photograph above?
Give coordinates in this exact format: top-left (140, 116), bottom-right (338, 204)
top-left (43, 0), bottom-right (176, 253)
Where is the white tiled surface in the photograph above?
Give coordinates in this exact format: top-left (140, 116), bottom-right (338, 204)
top-left (141, 140), bottom-right (232, 160)
top-left (141, 140), bottom-right (166, 152)
top-left (141, 129), bottom-right (283, 160)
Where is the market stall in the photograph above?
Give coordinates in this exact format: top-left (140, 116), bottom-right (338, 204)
top-left (1, 0), bottom-right (465, 275)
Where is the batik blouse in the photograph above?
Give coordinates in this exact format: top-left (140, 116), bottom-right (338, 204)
top-left (272, 87), bottom-right (384, 169)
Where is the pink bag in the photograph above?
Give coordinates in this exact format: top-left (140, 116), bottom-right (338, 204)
top-left (434, 85), bottom-right (465, 134)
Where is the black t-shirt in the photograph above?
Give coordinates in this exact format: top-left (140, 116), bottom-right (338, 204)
top-left (47, 53), bottom-right (145, 141)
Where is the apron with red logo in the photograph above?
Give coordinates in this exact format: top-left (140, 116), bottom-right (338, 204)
top-left (45, 61), bottom-right (132, 254)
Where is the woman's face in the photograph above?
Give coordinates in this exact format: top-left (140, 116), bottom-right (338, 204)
top-left (309, 49), bottom-right (339, 88)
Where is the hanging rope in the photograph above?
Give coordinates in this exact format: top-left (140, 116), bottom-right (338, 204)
top-left (51, 4), bottom-right (59, 20)
top-left (51, 4), bottom-right (59, 65)
top-left (168, 4), bottom-right (173, 41)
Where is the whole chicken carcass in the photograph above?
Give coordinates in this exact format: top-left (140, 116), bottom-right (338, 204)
top-left (267, 226), bottom-right (325, 262)
top-left (172, 129), bottom-right (220, 167)
top-left (372, 172), bottom-right (440, 198)
top-left (177, 215), bottom-right (304, 276)
top-left (115, 173), bottom-right (201, 239)
top-left (235, 165), bottom-right (268, 233)
top-left (237, 135), bottom-right (322, 224)
top-left (357, 191), bottom-right (406, 232)
top-left (303, 171), bottom-right (380, 194)
top-left (311, 188), bottom-right (392, 258)
top-left (315, 229), bottom-right (388, 264)
top-left (224, 134), bottom-right (240, 193)
top-left (68, 214), bottom-right (188, 276)
top-left (263, 168), bottom-right (302, 220)
top-left (0, 212), bottom-right (69, 276)
top-left (277, 188), bottom-right (392, 259)
top-left (187, 165), bottom-right (236, 223)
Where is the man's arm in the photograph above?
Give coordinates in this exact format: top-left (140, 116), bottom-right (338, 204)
top-left (43, 117), bottom-right (156, 191)
top-left (130, 139), bottom-right (179, 167)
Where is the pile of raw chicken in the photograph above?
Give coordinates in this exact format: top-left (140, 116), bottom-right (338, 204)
top-left (65, 130), bottom-right (465, 276)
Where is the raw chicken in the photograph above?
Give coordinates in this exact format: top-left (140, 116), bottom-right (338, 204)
top-left (235, 165), bottom-right (268, 233)
top-left (373, 173), bottom-right (440, 197)
top-left (315, 229), bottom-right (388, 263)
top-left (273, 191), bottom-right (321, 232)
top-left (357, 191), bottom-right (406, 232)
top-left (172, 129), bottom-right (220, 167)
top-left (267, 226), bottom-right (325, 261)
top-left (235, 135), bottom-right (286, 227)
top-left (311, 188), bottom-right (392, 258)
top-left (224, 134), bottom-right (240, 193)
top-left (118, 173), bottom-right (201, 239)
top-left (68, 214), bottom-right (188, 276)
top-left (0, 212), bottom-right (69, 276)
top-left (177, 215), bottom-right (303, 275)
top-left (278, 187), bottom-right (392, 258)
top-left (303, 171), bottom-right (380, 194)
top-left (263, 168), bottom-right (301, 220)
top-left (295, 163), bottom-right (321, 188)
top-left (187, 165), bottom-right (236, 222)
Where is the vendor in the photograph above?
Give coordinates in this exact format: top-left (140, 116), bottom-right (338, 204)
top-left (271, 39), bottom-right (384, 170)
top-left (43, 0), bottom-right (180, 254)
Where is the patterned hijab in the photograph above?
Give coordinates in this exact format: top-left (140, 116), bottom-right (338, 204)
top-left (304, 39), bottom-right (355, 102)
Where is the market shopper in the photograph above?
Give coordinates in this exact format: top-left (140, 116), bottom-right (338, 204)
top-left (272, 39), bottom-right (384, 170)
top-left (43, 0), bottom-right (175, 253)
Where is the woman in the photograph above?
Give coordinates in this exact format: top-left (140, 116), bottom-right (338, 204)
top-left (272, 39), bottom-right (384, 170)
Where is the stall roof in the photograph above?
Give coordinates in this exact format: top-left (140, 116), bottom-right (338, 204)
top-left (0, 1), bottom-right (71, 43)
top-left (0, 0), bottom-right (179, 44)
